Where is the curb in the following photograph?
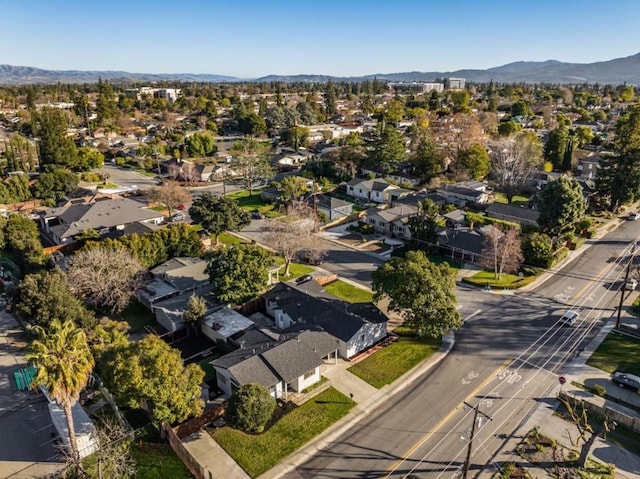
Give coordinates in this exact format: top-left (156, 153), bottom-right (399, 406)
top-left (257, 332), bottom-right (455, 479)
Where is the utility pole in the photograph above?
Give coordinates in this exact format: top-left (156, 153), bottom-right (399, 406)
top-left (617, 245), bottom-right (636, 329)
top-left (462, 402), bottom-right (492, 479)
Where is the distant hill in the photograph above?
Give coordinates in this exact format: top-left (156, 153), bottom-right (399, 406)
top-left (2, 52), bottom-right (640, 85)
top-left (0, 65), bottom-right (241, 85)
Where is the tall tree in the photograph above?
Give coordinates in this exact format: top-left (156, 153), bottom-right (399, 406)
top-left (264, 203), bottom-right (317, 276)
top-left (411, 134), bottom-right (443, 182)
top-left (16, 269), bottom-right (96, 330)
top-left (537, 176), bottom-right (585, 237)
top-left (274, 176), bottom-right (309, 201)
top-left (325, 80), bottom-right (337, 116)
top-left (34, 108), bottom-right (78, 168)
top-left (489, 133), bottom-right (543, 203)
top-left (230, 138), bottom-right (273, 196)
top-left (480, 226), bottom-right (523, 279)
top-left (206, 244), bottom-right (271, 304)
top-left (371, 125), bottom-right (406, 173)
top-left (67, 248), bottom-right (145, 313)
top-left (183, 294), bottom-right (207, 336)
top-left (596, 104), bottom-right (640, 211)
top-left (408, 198), bottom-right (440, 251)
top-left (28, 319), bottom-right (94, 463)
top-left (96, 79), bottom-right (118, 126)
top-left (457, 143), bottom-right (490, 180)
top-left (185, 131), bottom-right (217, 157)
top-left (102, 335), bottom-right (204, 425)
top-left (372, 250), bottom-right (462, 337)
top-left (147, 181), bottom-right (191, 217)
top-left (544, 125), bottom-right (570, 171)
top-left (188, 193), bottom-right (251, 244)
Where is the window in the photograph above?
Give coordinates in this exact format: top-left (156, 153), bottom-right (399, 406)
top-left (303, 370), bottom-right (315, 380)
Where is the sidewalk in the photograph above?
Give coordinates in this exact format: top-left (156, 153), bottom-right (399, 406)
top-left (479, 322), bottom-right (640, 479)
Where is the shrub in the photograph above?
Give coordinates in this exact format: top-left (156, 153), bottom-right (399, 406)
top-left (568, 236), bottom-right (586, 250)
top-left (592, 384), bottom-right (607, 397)
top-left (226, 384), bottom-right (276, 434)
top-left (552, 247), bottom-right (569, 265)
top-left (584, 228), bottom-right (596, 239)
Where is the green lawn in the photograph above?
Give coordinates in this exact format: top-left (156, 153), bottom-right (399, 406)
top-left (132, 442), bottom-right (194, 479)
top-left (463, 270), bottom-right (537, 289)
top-left (227, 189), bottom-right (276, 213)
top-left (217, 232), bottom-right (246, 245)
top-left (493, 192), bottom-right (530, 206)
top-left (211, 387), bottom-right (354, 478)
top-left (149, 204), bottom-right (168, 212)
top-left (118, 300), bottom-right (156, 333)
top-left (587, 331), bottom-right (640, 375)
top-left (272, 256), bottom-right (315, 280)
top-left (324, 280), bottom-right (373, 303)
top-left (348, 327), bottom-right (442, 388)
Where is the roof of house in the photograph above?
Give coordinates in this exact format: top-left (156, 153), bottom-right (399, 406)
top-left (304, 193), bottom-right (352, 211)
top-left (202, 307), bottom-right (254, 339)
top-left (366, 203), bottom-right (418, 223)
top-left (485, 203), bottom-right (540, 222)
top-left (264, 283), bottom-right (387, 342)
top-left (151, 258), bottom-right (209, 293)
top-left (151, 285), bottom-right (217, 326)
top-left (151, 257), bottom-right (203, 276)
top-left (42, 197), bottom-right (162, 240)
top-left (437, 225), bottom-right (499, 255)
top-left (442, 209), bottom-right (466, 223)
top-left (437, 185), bottom-right (486, 199)
top-left (212, 328), bottom-right (334, 387)
top-left (260, 337), bottom-right (324, 383)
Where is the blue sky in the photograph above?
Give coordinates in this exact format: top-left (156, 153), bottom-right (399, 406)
top-left (3, 0), bottom-right (640, 78)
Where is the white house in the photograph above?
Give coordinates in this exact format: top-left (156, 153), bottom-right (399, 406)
top-left (263, 283), bottom-right (388, 359)
top-left (346, 178), bottom-right (410, 204)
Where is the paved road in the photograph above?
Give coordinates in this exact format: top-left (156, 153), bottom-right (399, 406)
top-left (240, 219), bottom-right (381, 287)
top-left (293, 220), bottom-right (640, 478)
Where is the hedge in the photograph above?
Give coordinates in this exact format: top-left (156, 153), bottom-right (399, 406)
top-left (568, 236), bottom-right (586, 250)
top-left (465, 212), bottom-right (519, 230)
top-left (552, 247), bottom-right (570, 265)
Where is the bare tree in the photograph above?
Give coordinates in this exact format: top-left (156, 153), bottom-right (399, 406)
top-left (263, 203), bottom-right (319, 277)
top-left (489, 133), bottom-right (543, 203)
top-left (561, 396), bottom-right (616, 468)
top-left (147, 180), bottom-right (191, 217)
top-left (67, 248), bottom-right (145, 313)
top-left (480, 225), bottom-right (523, 279)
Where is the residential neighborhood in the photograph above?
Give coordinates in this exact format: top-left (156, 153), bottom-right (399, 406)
top-left (2, 29), bottom-right (640, 479)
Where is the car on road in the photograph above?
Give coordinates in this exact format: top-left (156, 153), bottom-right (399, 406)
top-left (558, 310), bottom-right (579, 327)
top-left (611, 372), bottom-right (640, 391)
top-left (628, 212), bottom-right (640, 221)
top-left (295, 274), bottom-right (313, 284)
top-left (170, 212), bottom-right (186, 222)
top-left (625, 278), bottom-right (638, 290)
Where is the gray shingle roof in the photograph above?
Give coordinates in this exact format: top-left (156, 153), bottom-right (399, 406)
top-left (264, 283), bottom-right (387, 342)
top-left (485, 203), bottom-right (540, 223)
top-left (261, 338), bottom-right (323, 383)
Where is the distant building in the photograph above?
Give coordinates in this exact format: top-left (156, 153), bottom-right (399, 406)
top-left (444, 77), bottom-right (466, 90)
top-left (389, 82), bottom-right (444, 94)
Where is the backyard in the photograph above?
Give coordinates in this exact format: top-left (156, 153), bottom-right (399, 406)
top-left (211, 387), bottom-right (354, 477)
top-left (227, 189), bottom-right (280, 217)
top-left (348, 327), bottom-right (441, 388)
top-left (118, 300), bottom-right (156, 333)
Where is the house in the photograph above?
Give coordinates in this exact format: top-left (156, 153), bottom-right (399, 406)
top-left (436, 183), bottom-right (490, 207)
top-left (363, 203), bottom-right (418, 240)
top-left (263, 283), bottom-right (388, 359)
top-left (436, 224), bottom-right (501, 263)
top-left (576, 156), bottom-right (601, 180)
top-left (201, 306), bottom-right (255, 343)
top-left (211, 329), bottom-right (338, 399)
top-left (38, 197), bottom-right (164, 245)
top-left (162, 158), bottom-right (214, 182)
top-left (138, 257), bottom-right (210, 311)
top-left (346, 178), bottom-right (410, 204)
top-left (485, 203), bottom-right (540, 227)
top-left (442, 209), bottom-right (466, 228)
top-left (304, 193), bottom-right (353, 220)
top-left (152, 284), bottom-right (216, 333)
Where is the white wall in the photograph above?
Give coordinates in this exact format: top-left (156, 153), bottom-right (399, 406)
top-left (214, 368), bottom-right (234, 397)
top-left (346, 323), bottom-right (387, 358)
top-left (290, 367), bottom-right (320, 392)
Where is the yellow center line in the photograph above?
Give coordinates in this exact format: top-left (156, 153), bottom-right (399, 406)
top-left (569, 260), bottom-right (620, 304)
top-left (384, 358), bottom-right (512, 477)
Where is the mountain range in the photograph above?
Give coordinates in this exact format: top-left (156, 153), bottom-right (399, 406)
top-left (1, 52), bottom-right (640, 85)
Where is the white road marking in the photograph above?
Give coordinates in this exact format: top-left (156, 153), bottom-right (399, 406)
top-left (463, 309), bottom-right (482, 322)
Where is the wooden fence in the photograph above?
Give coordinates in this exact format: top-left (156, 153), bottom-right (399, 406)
top-left (559, 391), bottom-right (640, 433)
top-left (164, 424), bottom-right (206, 479)
top-left (315, 274), bottom-right (339, 286)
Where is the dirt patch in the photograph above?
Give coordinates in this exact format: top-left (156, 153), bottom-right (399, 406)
top-left (513, 429), bottom-right (615, 479)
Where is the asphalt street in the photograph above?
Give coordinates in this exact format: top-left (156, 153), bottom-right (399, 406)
top-left (292, 220), bottom-right (640, 478)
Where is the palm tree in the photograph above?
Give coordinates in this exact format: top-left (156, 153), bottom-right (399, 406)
top-left (27, 319), bottom-right (95, 463)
